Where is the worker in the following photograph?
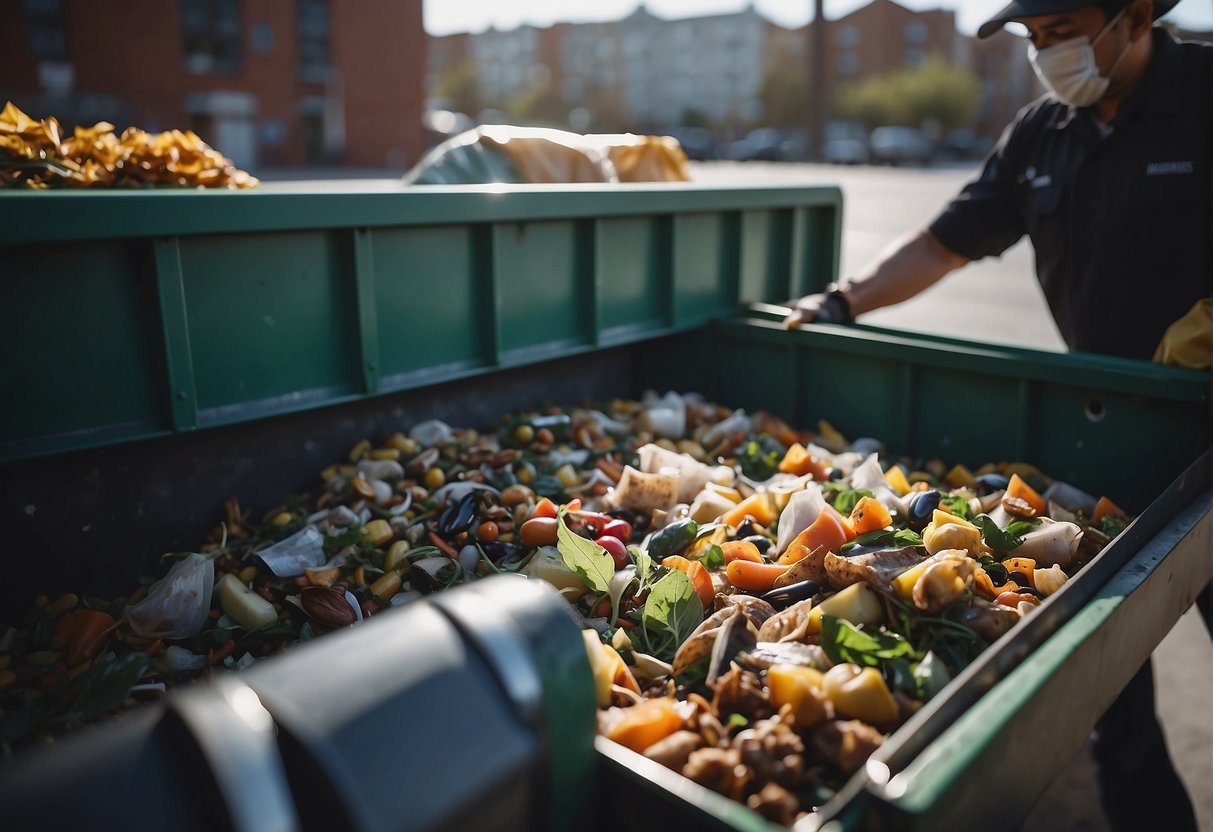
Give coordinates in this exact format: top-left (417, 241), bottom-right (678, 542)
top-left (785, 1), bottom-right (1210, 830)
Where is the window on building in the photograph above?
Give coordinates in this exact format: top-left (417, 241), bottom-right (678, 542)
top-left (904, 21), bottom-right (928, 44)
top-left (836, 24), bottom-right (859, 48)
top-left (838, 52), bottom-right (858, 75)
top-left (23, 0), bottom-right (66, 60)
top-left (297, 0), bottom-right (330, 82)
top-left (181, 0), bottom-right (243, 75)
top-left (251, 21), bottom-right (274, 54)
top-left (904, 48), bottom-right (924, 66)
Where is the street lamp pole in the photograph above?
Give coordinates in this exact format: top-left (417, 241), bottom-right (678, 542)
top-left (808, 0), bottom-right (827, 159)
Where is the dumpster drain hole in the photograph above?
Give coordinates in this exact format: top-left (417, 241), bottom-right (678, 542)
top-left (1084, 398), bottom-right (1106, 422)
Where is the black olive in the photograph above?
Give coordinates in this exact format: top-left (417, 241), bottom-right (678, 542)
top-left (826, 467), bottom-right (845, 481)
top-left (437, 491), bottom-right (478, 536)
top-left (736, 517), bottom-right (760, 538)
top-left (482, 540), bottom-right (528, 566)
top-left (906, 490), bottom-right (941, 531)
top-left (1007, 570), bottom-right (1033, 586)
top-left (974, 473), bottom-right (1010, 494)
top-left (761, 580), bottom-right (820, 610)
top-left (743, 534), bottom-right (771, 554)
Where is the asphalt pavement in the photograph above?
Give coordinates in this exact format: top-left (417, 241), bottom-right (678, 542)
top-left (690, 160), bottom-right (1212, 832)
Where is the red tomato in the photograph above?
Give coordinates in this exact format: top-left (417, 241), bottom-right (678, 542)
top-left (596, 535), bottom-right (630, 569)
top-left (601, 518), bottom-right (633, 542)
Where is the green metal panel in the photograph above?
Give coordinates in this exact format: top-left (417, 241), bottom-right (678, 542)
top-left (595, 216), bottom-right (670, 341)
top-left (0, 185), bottom-right (843, 461)
top-left (177, 230), bottom-right (359, 421)
top-left (673, 212), bottom-right (740, 328)
top-left (0, 240), bottom-right (163, 452)
top-left (371, 224), bottom-right (490, 387)
top-left (494, 220), bottom-right (593, 360)
top-left (738, 209), bottom-right (794, 305)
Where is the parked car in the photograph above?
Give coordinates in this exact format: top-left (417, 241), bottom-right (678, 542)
top-left (823, 137), bottom-right (869, 165)
top-left (869, 126), bottom-right (934, 166)
top-left (668, 127), bottom-right (717, 161)
top-left (728, 129), bottom-right (803, 162)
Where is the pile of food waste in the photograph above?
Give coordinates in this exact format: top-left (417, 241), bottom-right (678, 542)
top-left (0, 101), bottom-right (258, 189)
top-left (0, 391), bottom-right (1131, 823)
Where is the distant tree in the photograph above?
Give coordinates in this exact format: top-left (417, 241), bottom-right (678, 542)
top-left (504, 81), bottom-right (567, 127)
top-left (680, 107), bottom-right (710, 128)
top-left (759, 69), bottom-right (810, 128)
top-left (432, 59), bottom-right (482, 117)
top-left (836, 53), bottom-right (980, 131)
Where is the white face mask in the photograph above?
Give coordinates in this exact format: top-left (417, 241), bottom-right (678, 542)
top-left (1027, 7), bottom-right (1131, 107)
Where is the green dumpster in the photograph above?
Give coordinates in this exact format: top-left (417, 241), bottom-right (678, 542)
top-left (0, 183), bottom-right (1208, 831)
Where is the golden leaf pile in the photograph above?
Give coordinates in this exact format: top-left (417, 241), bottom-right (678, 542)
top-left (1, 101), bottom-right (258, 189)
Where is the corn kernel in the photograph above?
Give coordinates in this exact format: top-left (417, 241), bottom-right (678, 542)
top-left (370, 571), bottom-right (402, 600)
top-left (348, 439), bottom-right (371, 462)
top-left (363, 519), bottom-right (393, 546)
top-left (238, 566), bottom-right (258, 584)
top-left (514, 424), bottom-right (535, 444)
top-left (386, 541), bottom-right (412, 572)
top-left (515, 465), bottom-right (534, 485)
top-left (369, 448), bottom-right (401, 461)
top-left (424, 467), bottom-right (446, 490)
top-left (388, 433), bottom-right (418, 455)
top-left (271, 511), bottom-right (293, 527)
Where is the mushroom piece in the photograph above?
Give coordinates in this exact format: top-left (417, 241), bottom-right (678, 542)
top-left (824, 547), bottom-right (924, 594)
top-left (911, 556), bottom-right (977, 613)
top-left (1010, 518), bottom-right (1083, 568)
top-left (757, 597), bottom-right (816, 644)
top-left (959, 599), bottom-right (1020, 642)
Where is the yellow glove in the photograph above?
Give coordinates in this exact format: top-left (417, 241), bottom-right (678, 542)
top-left (1153, 299), bottom-right (1212, 370)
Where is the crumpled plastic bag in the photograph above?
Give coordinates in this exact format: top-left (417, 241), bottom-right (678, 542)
top-left (124, 552), bottom-right (214, 639)
top-left (1153, 298), bottom-right (1211, 370)
top-left (404, 125), bottom-right (689, 185)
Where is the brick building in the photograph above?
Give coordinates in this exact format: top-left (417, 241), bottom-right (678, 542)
top-left (1, 0), bottom-right (427, 171)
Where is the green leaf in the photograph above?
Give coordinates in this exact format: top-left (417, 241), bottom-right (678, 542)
top-left (68, 653), bottom-right (151, 722)
top-left (726, 713), bottom-right (749, 730)
top-left (608, 565), bottom-right (638, 627)
top-left (322, 526), bottom-right (366, 554)
top-left (941, 495), bottom-right (971, 520)
top-left (974, 514), bottom-right (1028, 554)
top-left (736, 435), bottom-right (784, 480)
top-left (1098, 514), bottom-right (1129, 537)
top-left (556, 510), bottom-right (615, 594)
top-left (833, 488), bottom-right (875, 516)
top-left (820, 615), bottom-right (917, 668)
top-left (840, 528), bottom-right (924, 552)
top-left (634, 548), bottom-right (656, 594)
top-left (641, 569), bottom-right (703, 661)
top-left (977, 555), bottom-right (1008, 585)
top-left (700, 544), bottom-right (726, 571)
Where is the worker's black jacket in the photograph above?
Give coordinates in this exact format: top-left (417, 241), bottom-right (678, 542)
top-left (931, 29), bottom-right (1212, 360)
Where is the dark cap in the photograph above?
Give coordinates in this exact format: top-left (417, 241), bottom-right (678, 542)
top-left (977, 0), bottom-right (1180, 39)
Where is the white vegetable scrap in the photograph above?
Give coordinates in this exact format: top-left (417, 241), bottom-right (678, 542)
top-left (254, 525), bottom-right (328, 577)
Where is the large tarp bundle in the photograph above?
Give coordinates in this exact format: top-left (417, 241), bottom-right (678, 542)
top-left (404, 125), bottom-right (690, 185)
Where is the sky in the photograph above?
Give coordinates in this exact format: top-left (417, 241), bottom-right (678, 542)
top-left (424, 0), bottom-right (1213, 37)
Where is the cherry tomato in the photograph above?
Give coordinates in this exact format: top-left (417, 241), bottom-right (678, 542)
top-left (520, 517), bottom-right (559, 547)
top-left (596, 535), bottom-right (630, 569)
top-left (601, 518), bottom-right (633, 542)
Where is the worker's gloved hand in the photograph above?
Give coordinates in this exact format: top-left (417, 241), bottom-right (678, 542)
top-left (783, 285), bottom-right (853, 329)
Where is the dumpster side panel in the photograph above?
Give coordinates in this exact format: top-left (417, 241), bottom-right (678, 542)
top-left (179, 231), bottom-right (360, 421)
top-left (596, 216), bottom-right (670, 339)
top-left (372, 224), bottom-right (490, 387)
top-left (1, 241), bottom-right (164, 449)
